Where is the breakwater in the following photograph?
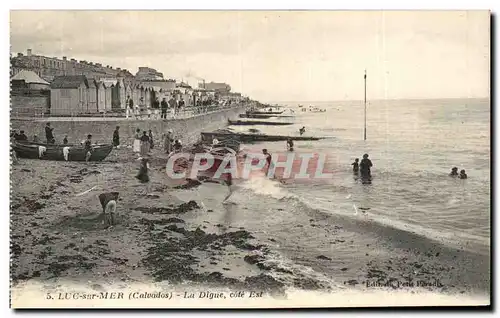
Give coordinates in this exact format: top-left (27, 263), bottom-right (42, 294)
top-left (11, 105), bottom-right (248, 145)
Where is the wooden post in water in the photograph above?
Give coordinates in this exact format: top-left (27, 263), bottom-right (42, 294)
top-left (364, 69), bottom-right (367, 141)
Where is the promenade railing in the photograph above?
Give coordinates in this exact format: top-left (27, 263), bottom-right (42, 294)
top-left (11, 102), bottom-right (249, 120)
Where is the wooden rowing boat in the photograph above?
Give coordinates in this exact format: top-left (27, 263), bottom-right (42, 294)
top-left (13, 141), bottom-right (113, 162)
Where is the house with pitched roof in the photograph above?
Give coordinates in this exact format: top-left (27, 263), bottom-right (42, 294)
top-left (10, 70), bottom-right (50, 90)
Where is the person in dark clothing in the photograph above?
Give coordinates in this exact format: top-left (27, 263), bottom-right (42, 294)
top-left (140, 131), bottom-right (150, 158)
top-left (113, 126), bottom-right (120, 147)
top-left (459, 169), bottom-right (468, 179)
top-left (299, 126), bottom-right (306, 136)
top-left (178, 98), bottom-right (185, 109)
top-left (161, 98), bottom-right (168, 119)
top-left (17, 130), bottom-right (28, 141)
top-left (286, 138), bottom-right (294, 151)
top-left (359, 154), bottom-right (373, 180)
top-left (84, 134), bottom-right (93, 162)
top-left (352, 158), bottom-right (360, 174)
top-left (148, 129), bottom-right (154, 149)
top-left (45, 123), bottom-right (55, 144)
top-left (136, 158), bottom-right (151, 194)
top-left (449, 167), bottom-right (459, 177)
top-left (63, 135), bottom-right (68, 145)
top-left (173, 139), bottom-right (183, 152)
top-left (33, 134), bottom-right (39, 143)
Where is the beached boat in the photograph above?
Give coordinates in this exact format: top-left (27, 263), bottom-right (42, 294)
top-left (201, 130), bottom-right (327, 143)
top-left (239, 113), bottom-right (295, 119)
top-left (13, 141), bottom-right (113, 161)
top-left (246, 110), bottom-right (284, 115)
top-left (228, 119), bottom-right (293, 126)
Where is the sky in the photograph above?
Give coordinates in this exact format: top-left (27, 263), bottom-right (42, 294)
top-left (10, 11), bottom-right (490, 102)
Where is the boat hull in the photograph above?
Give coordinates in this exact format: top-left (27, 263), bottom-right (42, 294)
top-left (13, 142), bottom-right (113, 162)
top-left (201, 132), bottom-right (325, 143)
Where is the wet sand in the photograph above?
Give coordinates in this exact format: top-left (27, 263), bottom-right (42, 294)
top-left (10, 142), bottom-right (490, 306)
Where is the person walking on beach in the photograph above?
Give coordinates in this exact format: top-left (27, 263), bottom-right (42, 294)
top-left (45, 123), bottom-right (55, 144)
top-left (113, 126), bottom-right (120, 148)
top-left (359, 154), bottom-right (373, 180)
top-left (352, 158), bottom-right (360, 174)
top-left (148, 129), bottom-right (154, 150)
top-left (163, 129), bottom-right (174, 153)
top-left (299, 126), bottom-right (306, 136)
top-left (133, 128), bottom-right (141, 154)
top-left (263, 149), bottom-right (273, 177)
top-left (84, 134), bottom-right (93, 162)
top-left (161, 98), bottom-right (168, 119)
top-left (222, 167), bottom-right (234, 203)
top-left (136, 158), bottom-right (151, 195)
top-left (140, 131), bottom-right (150, 158)
top-left (286, 138), bottom-right (294, 151)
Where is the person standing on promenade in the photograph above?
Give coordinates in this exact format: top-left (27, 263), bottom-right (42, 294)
top-left (161, 98), bottom-right (168, 120)
top-left (113, 126), bottom-right (120, 148)
top-left (140, 131), bottom-right (150, 159)
top-left (33, 134), bottom-right (39, 143)
top-left (133, 128), bottom-right (141, 154)
top-left (153, 98), bottom-right (160, 120)
top-left (126, 96), bottom-right (133, 119)
top-left (45, 123), bottom-right (55, 144)
top-left (63, 135), bottom-right (68, 145)
top-left (169, 96), bottom-right (178, 119)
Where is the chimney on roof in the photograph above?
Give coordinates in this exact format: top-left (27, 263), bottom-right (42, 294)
top-left (27, 49), bottom-right (32, 56)
top-left (71, 58), bottom-right (76, 62)
top-left (89, 62), bottom-right (93, 65)
top-left (62, 56), bottom-right (67, 61)
top-left (117, 67), bottom-right (121, 70)
top-left (17, 53), bottom-right (23, 57)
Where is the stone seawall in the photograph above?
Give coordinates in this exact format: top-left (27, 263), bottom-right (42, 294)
top-left (11, 106), bottom-right (247, 145)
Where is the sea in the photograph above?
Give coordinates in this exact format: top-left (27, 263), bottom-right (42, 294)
top-left (178, 98), bottom-right (491, 295)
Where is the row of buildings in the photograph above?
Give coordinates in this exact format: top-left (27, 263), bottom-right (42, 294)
top-left (10, 49), bottom-right (245, 116)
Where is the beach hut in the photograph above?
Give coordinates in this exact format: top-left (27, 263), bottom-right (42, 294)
top-left (50, 75), bottom-right (89, 116)
top-left (86, 78), bottom-right (98, 113)
top-left (118, 78), bottom-right (126, 110)
top-left (104, 82), bottom-right (112, 112)
top-left (96, 81), bottom-right (106, 112)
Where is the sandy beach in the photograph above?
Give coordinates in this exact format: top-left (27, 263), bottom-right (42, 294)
top-left (10, 135), bottom-right (490, 308)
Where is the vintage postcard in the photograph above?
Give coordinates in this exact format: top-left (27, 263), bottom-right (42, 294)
top-left (9, 10), bottom-right (490, 308)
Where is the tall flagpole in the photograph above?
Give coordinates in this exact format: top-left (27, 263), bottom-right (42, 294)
top-left (364, 69), bottom-right (367, 141)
